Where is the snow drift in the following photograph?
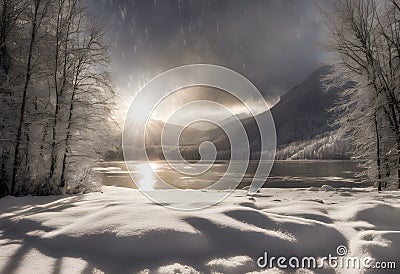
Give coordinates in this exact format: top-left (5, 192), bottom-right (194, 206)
top-left (0, 187), bottom-right (399, 273)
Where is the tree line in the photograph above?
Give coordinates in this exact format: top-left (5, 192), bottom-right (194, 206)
top-left (0, 0), bottom-right (116, 197)
top-left (325, 0), bottom-right (400, 190)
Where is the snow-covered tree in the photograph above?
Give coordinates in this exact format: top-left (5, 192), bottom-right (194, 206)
top-left (0, 0), bottom-right (116, 197)
top-left (324, 0), bottom-right (400, 189)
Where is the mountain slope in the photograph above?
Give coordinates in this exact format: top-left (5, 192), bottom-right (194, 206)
top-left (112, 66), bottom-right (349, 160)
top-left (271, 65), bottom-right (342, 146)
top-left (204, 65), bottom-right (347, 159)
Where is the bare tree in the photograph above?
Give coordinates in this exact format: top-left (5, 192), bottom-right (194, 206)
top-left (324, 0), bottom-right (400, 189)
top-left (11, 0), bottom-right (51, 195)
top-left (0, 0), bottom-right (116, 197)
top-left (59, 12), bottom-right (116, 192)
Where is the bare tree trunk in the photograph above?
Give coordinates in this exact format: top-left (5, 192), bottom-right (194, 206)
top-left (49, 0), bottom-right (74, 188)
top-left (0, 0), bottom-right (12, 196)
top-left (374, 113), bottom-right (382, 191)
top-left (49, 0), bottom-right (64, 184)
top-left (60, 83), bottom-right (75, 189)
top-left (0, 0), bottom-right (11, 75)
top-left (0, 149), bottom-right (9, 198)
top-left (49, 96), bottom-right (59, 181)
top-left (397, 135), bottom-right (400, 189)
top-left (60, 58), bottom-right (81, 188)
top-left (11, 0), bottom-right (41, 195)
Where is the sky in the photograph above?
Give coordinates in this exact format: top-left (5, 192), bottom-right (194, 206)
top-left (88, 0), bottom-right (329, 123)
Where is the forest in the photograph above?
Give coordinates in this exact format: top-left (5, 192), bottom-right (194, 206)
top-left (2, 0), bottom-right (400, 198)
top-left (0, 0), bottom-right (116, 198)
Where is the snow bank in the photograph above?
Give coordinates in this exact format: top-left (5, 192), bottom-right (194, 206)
top-left (0, 186), bottom-right (399, 273)
top-left (320, 185), bottom-right (336, 191)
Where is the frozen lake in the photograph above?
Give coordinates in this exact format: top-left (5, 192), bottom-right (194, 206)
top-left (94, 160), bottom-right (368, 190)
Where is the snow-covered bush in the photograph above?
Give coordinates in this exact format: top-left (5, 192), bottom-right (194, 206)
top-left (66, 167), bottom-right (102, 195)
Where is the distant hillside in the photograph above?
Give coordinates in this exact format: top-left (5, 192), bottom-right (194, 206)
top-left (271, 65), bottom-right (343, 146)
top-left (198, 65), bottom-right (350, 160)
top-left (107, 66), bottom-right (351, 160)
top-left (275, 131), bottom-right (351, 160)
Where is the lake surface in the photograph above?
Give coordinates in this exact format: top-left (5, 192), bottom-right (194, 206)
top-left (94, 160), bottom-right (368, 190)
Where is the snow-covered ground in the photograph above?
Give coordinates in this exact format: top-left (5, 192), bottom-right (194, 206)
top-left (0, 186), bottom-right (399, 274)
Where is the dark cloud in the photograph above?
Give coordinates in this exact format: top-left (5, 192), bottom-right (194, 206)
top-left (89, 0), bottom-right (327, 106)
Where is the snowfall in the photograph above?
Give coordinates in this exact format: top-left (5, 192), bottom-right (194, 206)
top-left (0, 186), bottom-right (399, 274)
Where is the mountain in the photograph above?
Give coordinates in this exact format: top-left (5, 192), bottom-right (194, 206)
top-left (207, 65), bottom-right (352, 160)
top-left (200, 65), bottom-right (347, 158)
top-left (270, 65), bottom-right (353, 159)
top-left (109, 66), bottom-right (350, 160)
top-left (144, 119), bottom-right (202, 146)
top-left (105, 119), bottom-right (203, 160)
top-left (271, 65), bottom-right (343, 146)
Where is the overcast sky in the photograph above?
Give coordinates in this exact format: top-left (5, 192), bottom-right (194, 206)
top-left (89, 0), bottom-right (329, 122)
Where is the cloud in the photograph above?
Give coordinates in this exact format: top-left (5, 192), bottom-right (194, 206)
top-left (90, 0), bottom-right (328, 114)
